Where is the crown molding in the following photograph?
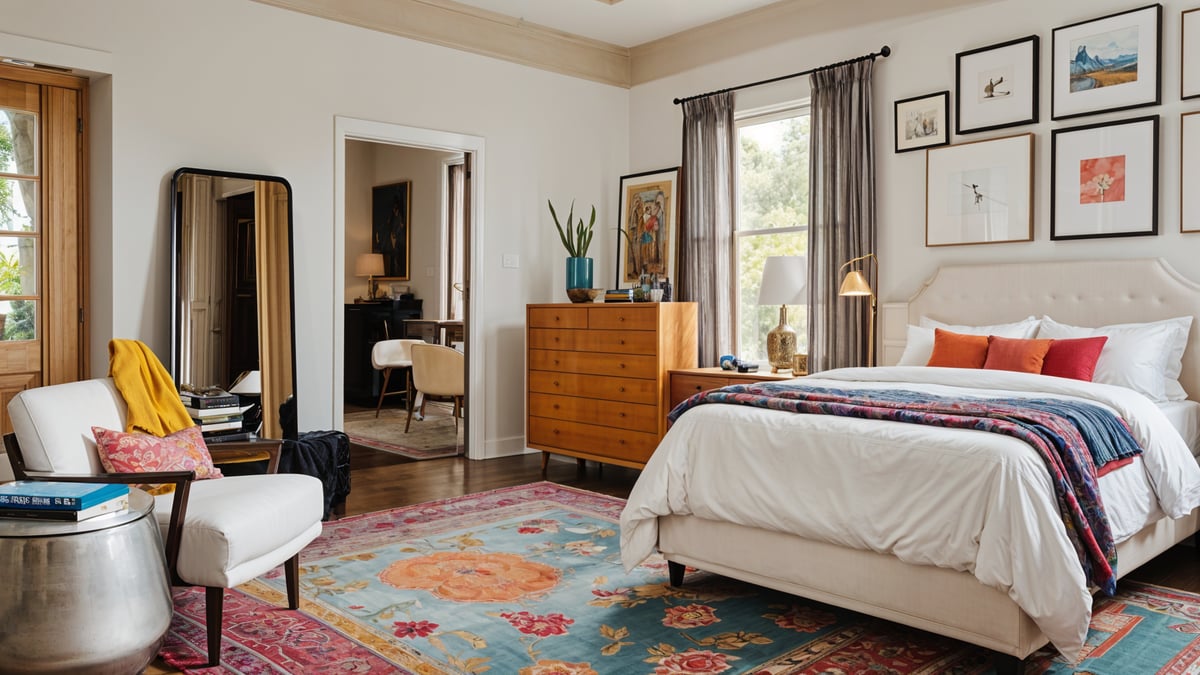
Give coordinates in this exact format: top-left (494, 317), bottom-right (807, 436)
top-left (631, 0), bottom-right (997, 85)
top-left (250, 0), bottom-right (631, 88)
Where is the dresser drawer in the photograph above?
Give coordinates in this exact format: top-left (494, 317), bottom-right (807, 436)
top-left (528, 393), bottom-right (657, 433)
top-left (529, 306), bottom-right (589, 329)
top-left (529, 349), bottom-right (657, 379)
top-left (527, 371), bottom-right (657, 405)
top-left (528, 328), bottom-right (658, 354)
top-left (587, 305), bottom-right (657, 331)
top-left (528, 417), bottom-right (659, 464)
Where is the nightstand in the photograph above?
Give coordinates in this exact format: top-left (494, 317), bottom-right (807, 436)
top-left (667, 366), bottom-right (803, 411)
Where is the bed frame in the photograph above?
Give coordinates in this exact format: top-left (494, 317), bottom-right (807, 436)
top-left (658, 259), bottom-right (1200, 671)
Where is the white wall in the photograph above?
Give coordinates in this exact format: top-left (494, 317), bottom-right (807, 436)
top-left (630, 0), bottom-right (1200, 310)
top-left (2, 0), bottom-right (629, 456)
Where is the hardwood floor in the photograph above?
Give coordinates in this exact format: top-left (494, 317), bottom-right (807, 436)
top-left (146, 441), bottom-right (1198, 673)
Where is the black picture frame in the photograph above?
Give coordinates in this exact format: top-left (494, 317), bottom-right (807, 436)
top-left (371, 181), bottom-right (412, 281)
top-left (1183, 7), bottom-right (1200, 100)
top-left (955, 35), bottom-right (1039, 135)
top-left (1050, 115), bottom-right (1159, 241)
top-left (1051, 4), bottom-right (1162, 121)
top-left (894, 91), bottom-right (950, 153)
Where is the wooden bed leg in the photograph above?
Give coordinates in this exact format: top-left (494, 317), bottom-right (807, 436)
top-left (667, 560), bottom-right (685, 587)
top-left (992, 652), bottom-right (1024, 675)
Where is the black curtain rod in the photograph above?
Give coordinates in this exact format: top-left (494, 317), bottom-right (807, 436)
top-left (672, 45), bottom-right (891, 106)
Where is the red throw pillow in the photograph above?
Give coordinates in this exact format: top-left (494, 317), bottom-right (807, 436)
top-left (1041, 336), bottom-right (1109, 381)
top-left (926, 328), bottom-right (990, 368)
top-left (92, 425), bottom-right (223, 495)
top-left (983, 336), bottom-right (1053, 373)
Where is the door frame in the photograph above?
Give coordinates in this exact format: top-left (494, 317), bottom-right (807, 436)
top-left (333, 116), bottom-right (484, 459)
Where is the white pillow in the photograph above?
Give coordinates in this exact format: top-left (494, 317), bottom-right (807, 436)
top-left (919, 315), bottom-right (1041, 338)
top-left (897, 325), bottom-right (935, 366)
top-left (1036, 316), bottom-right (1193, 401)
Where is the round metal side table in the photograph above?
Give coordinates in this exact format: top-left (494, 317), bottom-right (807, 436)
top-left (0, 487), bottom-right (173, 674)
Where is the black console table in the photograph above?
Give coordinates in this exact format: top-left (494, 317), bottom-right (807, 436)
top-left (344, 299), bottom-right (422, 405)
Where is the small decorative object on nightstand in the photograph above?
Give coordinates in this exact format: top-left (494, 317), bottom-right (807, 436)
top-left (758, 256), bottom-right (808, 373)
top-left (793, 353), bottom-right (808, 374)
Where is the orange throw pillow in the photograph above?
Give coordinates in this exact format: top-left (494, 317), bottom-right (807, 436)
top-left (983, 336), bottom-right (1053, 373)
top-left (926, 328), bottom-right (990, 368)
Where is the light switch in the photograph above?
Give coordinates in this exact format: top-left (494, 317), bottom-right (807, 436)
top-left (502, 254), bottom-right (520, 268)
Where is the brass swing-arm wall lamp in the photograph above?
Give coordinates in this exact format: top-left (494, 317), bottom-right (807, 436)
top-left (837, 253), bottom-right (878, 367)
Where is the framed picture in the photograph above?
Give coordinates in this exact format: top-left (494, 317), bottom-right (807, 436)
top-left (371, 181), bottom-right (411, 280)
top-left (894, 91), bottom-right (949, 153)
top-left (1182, 112), bottom-right (1200, 232)
top-left (1051, 115), bottom-right (1158, 240)
top-left (925, 133), bottom-right (1033, 247)
top-left (1183, 8), bottom-right (1200, 99)
top-left (615, 167), bottom-right (680, 286)
top-left (955, 35), bottom-right (1039, 135)
top-left (1051, 4), bottom-right (1162, 120)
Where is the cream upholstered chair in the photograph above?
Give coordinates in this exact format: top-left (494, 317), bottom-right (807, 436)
top-left (370, 338), bottom-right (424, 418)
top-left (3, 378), bottom-right (324, 667)
top-left (406, 343), bottom-right (465, 434)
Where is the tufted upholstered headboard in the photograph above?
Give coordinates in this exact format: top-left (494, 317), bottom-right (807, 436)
top-left (880, 259), bottom-right (1200, 399)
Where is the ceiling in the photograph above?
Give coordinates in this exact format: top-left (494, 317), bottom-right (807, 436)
top-left (447, 0), bottom-right (785, 48)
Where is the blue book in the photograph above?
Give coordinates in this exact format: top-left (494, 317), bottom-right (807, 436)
top-left (0, 481), bottom-right (130, 511)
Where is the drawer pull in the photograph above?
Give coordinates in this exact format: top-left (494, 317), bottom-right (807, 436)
top-left (553, 429), bottom-right (560, 435)
top-left (552, 404), bottom-right (560, 410)
top-left (693, 385), bottom-right (702, 392)
top-left (619, 339), bottom-right (626, 345)
top-left (618, 386), bottom-right (626, 393)
top-left (618, 412), bottom-right (626, 418)
top-left (553, 359), bottom-right (560, 366)
top-left (553, 381), bottom-right (560, 387)
top-left (619, 363), bottom-right (626, 369)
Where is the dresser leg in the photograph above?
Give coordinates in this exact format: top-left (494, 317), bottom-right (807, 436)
top-left (541, 452), bottom-right (549, 475)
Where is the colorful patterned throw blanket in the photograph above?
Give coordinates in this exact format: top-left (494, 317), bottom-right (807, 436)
top-left (669, 382), bottom-right (1146, 595)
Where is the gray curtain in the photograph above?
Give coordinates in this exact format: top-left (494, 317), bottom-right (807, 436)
top-left (807, 60), bottom-right (876, 372)
top-left (678, 91), bottom-right (736, 367)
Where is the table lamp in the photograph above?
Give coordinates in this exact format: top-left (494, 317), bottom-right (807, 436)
top-left (355, 253), bottom-right (385, 300)
top-left (838, 253), bottom-right (878, 367)
top-left (757, 256), bottom-right (808, 373)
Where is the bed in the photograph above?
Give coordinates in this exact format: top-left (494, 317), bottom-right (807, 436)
top-left (619, 258), bottom-right (1200, 670)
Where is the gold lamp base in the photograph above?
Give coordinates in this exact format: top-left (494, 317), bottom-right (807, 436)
top-left (766, 305), bottom-right (797, 373)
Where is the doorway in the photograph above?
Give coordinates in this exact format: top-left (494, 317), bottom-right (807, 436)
top-left (334, 117), bottom-right (484, 460)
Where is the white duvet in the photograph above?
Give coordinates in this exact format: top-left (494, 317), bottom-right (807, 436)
top-left (620, 367), bottom-right (1200, 660)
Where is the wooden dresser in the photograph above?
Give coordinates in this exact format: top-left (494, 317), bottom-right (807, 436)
top-left (526, 302), bottom-right (697, 469)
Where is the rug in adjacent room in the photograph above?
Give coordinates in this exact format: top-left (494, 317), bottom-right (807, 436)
top-left (160, 482), bottom-right (1200, 674)
top-left (344, 406), bottom-right (461, 460)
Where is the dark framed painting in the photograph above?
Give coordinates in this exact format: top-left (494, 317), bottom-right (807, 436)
top-left (1183, 7), bottom-right (1200, 99)
top-left (955, 35), bottom-right (1039, 134)
top-left (894, 91), bottom-right (949, 153)
top-left (615, 167), bottom-right (680, 286)
top-left (1051, 4), bottom-right (1162, 120)
top-left (1051, 115), bottom-right (1159, 240)
top-left (372, 181), bottom-right (412, 280)
top-left (925, 133), bottom-right (1034, 247)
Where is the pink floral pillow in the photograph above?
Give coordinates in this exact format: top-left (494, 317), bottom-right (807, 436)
top-left (92, 425), bottom-right (223, 495)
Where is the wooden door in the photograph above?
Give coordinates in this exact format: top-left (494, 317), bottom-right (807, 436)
top-left (0, 65), bottom-right (88, 434)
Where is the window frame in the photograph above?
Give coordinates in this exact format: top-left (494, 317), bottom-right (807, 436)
top-left (733, 101), bottom-right (811, 362)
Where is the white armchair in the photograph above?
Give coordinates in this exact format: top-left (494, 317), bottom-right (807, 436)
top-left (3, 378), bottom-right (324, 667)
top-left (370, 338), bottom-right (425, 418)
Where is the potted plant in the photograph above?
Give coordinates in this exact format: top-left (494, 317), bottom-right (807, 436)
top-left (548, 199), bottom-right (596, 297)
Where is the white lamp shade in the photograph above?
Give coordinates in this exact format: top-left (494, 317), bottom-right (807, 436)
top-left (229, 369), bottom-right (262, 395)
top-left (355, 253), bottom-right (385, 277)
top-left (757, 256), bottom-right (808, 305)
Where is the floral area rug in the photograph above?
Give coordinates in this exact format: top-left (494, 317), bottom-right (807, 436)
top-left (344, 405), bottom-right (461, 460)
top-left (160, 482), bottom-right (1200, 674)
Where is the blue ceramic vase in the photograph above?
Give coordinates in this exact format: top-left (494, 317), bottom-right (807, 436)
top-left (565, 257), bottom-right (593, 290)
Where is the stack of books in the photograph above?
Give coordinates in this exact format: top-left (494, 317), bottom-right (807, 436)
top-left (0, 481), bottom-right (130, 521)
top-left (604, 288), bottom-right (633, 303)
top-left (181, 388), bottom-right (246, 437)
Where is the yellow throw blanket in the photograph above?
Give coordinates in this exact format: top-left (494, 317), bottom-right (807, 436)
top-left (108, 338), bottom-right (194, 436)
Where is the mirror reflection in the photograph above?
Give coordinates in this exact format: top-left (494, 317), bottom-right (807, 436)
top-left (170, 168), bottom-right (296, 439)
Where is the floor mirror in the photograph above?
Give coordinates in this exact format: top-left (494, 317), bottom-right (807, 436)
top-left (169, 167), bottom-right (296, 440)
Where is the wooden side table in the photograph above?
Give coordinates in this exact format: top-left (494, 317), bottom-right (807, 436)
top-left (667, 366), bottom-right (802, 411)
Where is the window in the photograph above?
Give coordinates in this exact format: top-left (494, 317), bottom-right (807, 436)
top-left (735, 106), bottom-right (810, 362)
top-left (0, 105), bottom-right (39, 342)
